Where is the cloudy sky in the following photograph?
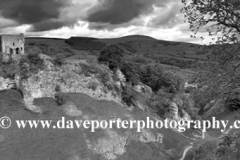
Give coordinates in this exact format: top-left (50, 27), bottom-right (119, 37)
top-left (0, 0), bottom-right (210, 44)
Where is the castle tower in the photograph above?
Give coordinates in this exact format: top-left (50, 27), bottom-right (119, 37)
top-left (0, 33), bottom-right (25, 63)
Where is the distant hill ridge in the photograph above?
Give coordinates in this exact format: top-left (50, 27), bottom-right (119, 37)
top-left (63, 35), bottom-right (201, 51)
top-left (27, 35), bottom-right (199, 45)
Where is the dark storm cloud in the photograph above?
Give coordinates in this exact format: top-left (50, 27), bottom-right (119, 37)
top-left (149, 3), bottom-right (183, 28)
top-left (0, 0), bottom-right (70, 31)
top-left (86, 0), bottom-right (173, 25)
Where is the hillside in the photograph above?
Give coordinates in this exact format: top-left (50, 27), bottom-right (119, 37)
top-left (0, 35), bottom-right (235, 160)
top-left (0, 35), bottom-right (211, 160)
top-left (27, 35), bottom-right (212, 81)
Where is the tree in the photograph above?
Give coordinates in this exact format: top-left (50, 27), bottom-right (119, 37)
top-left (181, 0), bottom-right (240, 44)
top-left (98, 44), bottom-right (124, 70)
top-left (121, 62), bottom-right (140, 86)
top-left (182, 0), bottom-right (240, 113)
top-left (138, 65), bottom-right (182, 93)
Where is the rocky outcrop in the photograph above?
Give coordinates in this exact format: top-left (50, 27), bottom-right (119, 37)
top-left (165, 97), bottom-right (191, 132)
top-left (19, 56), bottom-right (123, 113)
top-left (114, 69), bottom-right (126, 89)
top-left (166, 98), bottom-right (191, 121)
top-left (85, 130), bottom-right (128, 160)
top-left (133, 83), bottom-right (152, 98)
top-left (139, 129), bottom-right (164, 143)
top-left (0, 77), bottom-right (14, 90)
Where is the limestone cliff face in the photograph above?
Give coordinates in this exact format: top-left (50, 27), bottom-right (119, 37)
top-left (114, 69), bottom-right (126, 88)
top-left (0, 53), bottom-right (123, 113)
top-left (20, 58), bottom-right (122, 113)
top-left (165, 98), bottom-right (191, 131)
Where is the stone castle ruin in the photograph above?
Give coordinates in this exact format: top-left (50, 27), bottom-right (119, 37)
top-left (0, 33), bottom-right (25, 63)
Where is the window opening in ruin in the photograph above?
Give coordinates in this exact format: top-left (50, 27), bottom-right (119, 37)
top-left (16, 48), bottom-right (20, 54)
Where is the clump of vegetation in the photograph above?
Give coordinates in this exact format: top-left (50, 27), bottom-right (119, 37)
top-left (98, 71), bottom-right (111, 85)
top-left (54, 93), bottom-right (66, 106)
top-left (55, 85), bottom-right (61, 92)
top-left (147, 89), bottom-right (174, 117)
top-left (98, 44), bottom-right (183, 94)
top-left (26, 42), bottom-right (74, 58)
top-left (120, 62), bottom-right (140, 86)
top-left (79, 63), bottom-right (104, 77)
top-left (98, 44), bottom-right (125, 70)
top-left (1, 62), bottom-right (19, 79)
top-left (19, 53), bottom-right (44, 80)
top-left (53, 56), bottom-right (64, 66)
top-left (139, 65), bottom-right (183, 93)
top-left (88, 81), bottom-right (98, 91)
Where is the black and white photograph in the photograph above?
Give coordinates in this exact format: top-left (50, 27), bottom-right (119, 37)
top-left (0, 0), bottom-right (240, 160)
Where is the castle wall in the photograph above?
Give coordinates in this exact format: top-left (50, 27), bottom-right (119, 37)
top-left (0, 34), bottom-right (25, 63)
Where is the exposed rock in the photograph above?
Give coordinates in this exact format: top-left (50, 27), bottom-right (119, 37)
top-left (39, 53), bottom-right (54, 70)
top-left (20, 56), bottom-right (123, 112)
top-left (133, 83), bottom-right (152, 98)
top-left (114, 69), bottom-right (126, 89)
top-left (0, 77), bottom-right (12, 90)
top-left (166, 99), bottom-right (190, 121)
top-left (63, 101), bottom-right (82, 117)
top-left (165, 98), bottom-right (191, 131)
top-left (139, 129), bottom-right (163, 143)
top-left (85, 130), bottom-right (128, 160)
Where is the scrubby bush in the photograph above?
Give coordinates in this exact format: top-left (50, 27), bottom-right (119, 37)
top-left (54, 93), bottom-right (66, 106)
top-left (88, 81), bottom-right (98, 91)
top-left (55, 85), bottom-right (61, 92)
